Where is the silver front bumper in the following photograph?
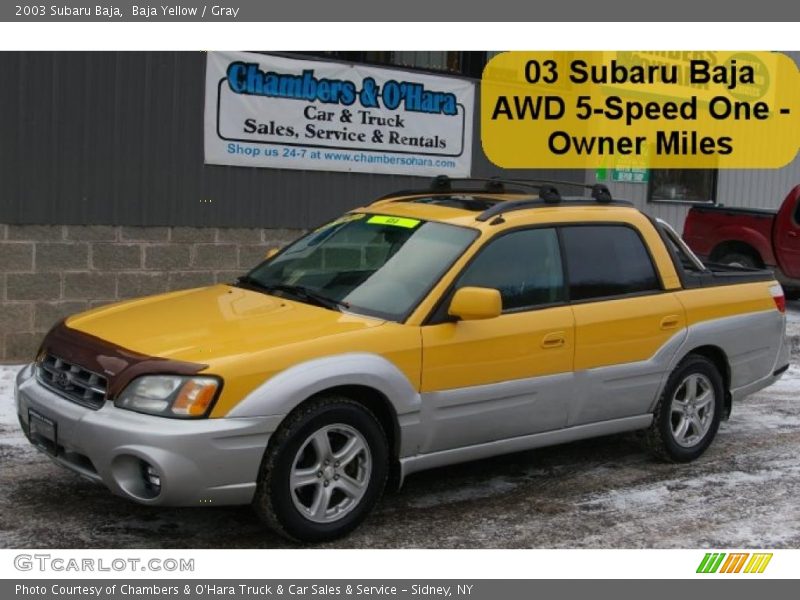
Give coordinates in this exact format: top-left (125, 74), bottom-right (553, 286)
top-left (14, 364), bottom-right (282, 506)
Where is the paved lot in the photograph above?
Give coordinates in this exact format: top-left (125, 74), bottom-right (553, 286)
top-left (1, 303), bottom-right (799, 548)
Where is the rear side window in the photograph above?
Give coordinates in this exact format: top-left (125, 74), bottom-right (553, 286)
top-left (561, 225), bottom-right (660, 301)
top-left (794, 198), bottom-right (800, 224)
top-left (456, 228), bottom-right (566, 311)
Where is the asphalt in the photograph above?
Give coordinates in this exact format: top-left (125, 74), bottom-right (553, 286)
top-left (1, 302), bottom-right (798, 549)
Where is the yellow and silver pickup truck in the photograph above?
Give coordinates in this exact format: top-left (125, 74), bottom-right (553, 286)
top-left (15, 177), bottom-right (790, 542)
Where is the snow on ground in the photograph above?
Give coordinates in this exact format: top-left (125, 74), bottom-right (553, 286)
top-left (785, 301), bottom-right (800, 356)
top-left (0, 365), bottom-right (27, 448)
top-left (787, 301), bottom-right (800, 349)
top-left (787, 299), bottom-right (800, 320)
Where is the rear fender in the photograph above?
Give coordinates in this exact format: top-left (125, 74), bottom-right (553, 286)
top-left (710, 226), bottom-right (775, 265)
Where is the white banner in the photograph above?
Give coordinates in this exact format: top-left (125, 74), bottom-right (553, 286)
top-left (204, 51), bottom-right (474, 176)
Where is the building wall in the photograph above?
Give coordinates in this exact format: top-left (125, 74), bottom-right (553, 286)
top-left (592, 51), bottom-right (800, 232)
top-left (0, 51), bottom-right (581, 229)
top-left (594, 144), bottom-right (800, 236)
top-left (716, 150), bottom-right (800, 210)
top-left (0, 224), bottom-right (301, 360)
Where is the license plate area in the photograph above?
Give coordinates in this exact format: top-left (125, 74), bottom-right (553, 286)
top-left (28, 409), bottom-right (58, 456)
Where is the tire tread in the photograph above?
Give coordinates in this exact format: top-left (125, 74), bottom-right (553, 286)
top-left (644, 354), bottom-right (723, 463)
top-left (252, 395), bottom-right (387, 543)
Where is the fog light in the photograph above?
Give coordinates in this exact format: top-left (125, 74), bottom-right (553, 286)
top-left (142, 462), bottom-right (161, 494)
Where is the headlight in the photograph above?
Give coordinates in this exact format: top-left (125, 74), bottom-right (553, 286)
top-left (115, 375), bottom-right (221, 418)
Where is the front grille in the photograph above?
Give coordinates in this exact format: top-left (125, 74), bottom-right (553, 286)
top-left (36, 354), bottom-right (108, 410)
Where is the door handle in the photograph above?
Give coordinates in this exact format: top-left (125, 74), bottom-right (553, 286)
top-left (541, 331), bottom-right (566, 349)
top-left (660, 315), bottom-right (681, 330)
top-left (788, 230), bottom-right (798, 238)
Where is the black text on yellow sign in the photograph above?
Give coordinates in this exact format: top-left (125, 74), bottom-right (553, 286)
top-left (481, 51), bottom-right (800, 169)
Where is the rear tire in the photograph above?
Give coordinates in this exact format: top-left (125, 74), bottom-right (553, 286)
top-left (645, 355), bottom-right (724, 463)
top-left (253, 396), bottom-right (389, 543)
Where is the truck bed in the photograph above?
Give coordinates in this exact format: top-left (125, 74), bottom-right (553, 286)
top-left (682, 204), bottom-right (779, 270)
top-left (689, 204), bottom-right (777, 218)
top-left (681, 260), bottom-right (776, 288)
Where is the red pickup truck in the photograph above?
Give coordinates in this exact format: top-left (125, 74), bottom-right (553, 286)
top-left (683, 185), bottom-right (800, 297)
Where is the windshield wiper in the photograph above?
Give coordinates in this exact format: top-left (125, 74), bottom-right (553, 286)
top-left (234, 275), bottom-right (273, 293)
top-left (266, 284), bottom-right (350, 312)
top-left (236, 277), bottom-right (349, 312)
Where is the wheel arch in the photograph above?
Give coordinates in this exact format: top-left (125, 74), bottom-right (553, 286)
top-left (709, 240), bottom-right (765, 267)
top-left (314, 384), bottom-right (399, 458)
top-left (682, 345), bottom-right (732, 419)
top-left (256, 382), bottom-right (404, 495)
top-left (227, 353), bottom-right (420, 419)
top-left (301, 384), bottom-right (402, 490)
top-left (227, 352), bottom-right (420, 486)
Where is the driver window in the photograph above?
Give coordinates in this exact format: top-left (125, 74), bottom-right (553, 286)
top-left (456, 228), bottom-right (566, 311)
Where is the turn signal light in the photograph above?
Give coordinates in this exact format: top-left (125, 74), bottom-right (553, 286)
top-left (172, 379), bottom-right (219, 416)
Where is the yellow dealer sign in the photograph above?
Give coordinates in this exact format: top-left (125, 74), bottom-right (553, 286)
top-left (481, 51), bottom-right (799, 169)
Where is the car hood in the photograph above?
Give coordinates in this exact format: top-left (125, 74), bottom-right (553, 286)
top-left (64, 284), bottom-right (386, 363)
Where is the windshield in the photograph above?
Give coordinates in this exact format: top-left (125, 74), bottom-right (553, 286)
top-left (242, 213), bottom-right (478, 321)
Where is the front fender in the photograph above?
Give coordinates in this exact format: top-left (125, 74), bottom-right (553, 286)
top-left (225, 353), bottom-right (423, 454)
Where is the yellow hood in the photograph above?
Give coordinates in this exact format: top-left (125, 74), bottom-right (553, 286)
top-left (65, 284), bottom-right (385, 363)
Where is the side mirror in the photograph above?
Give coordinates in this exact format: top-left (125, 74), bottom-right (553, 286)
top-left (448, 287), bottom-right (502, 321)
top-left (264, 247), bottom-right (280, 260)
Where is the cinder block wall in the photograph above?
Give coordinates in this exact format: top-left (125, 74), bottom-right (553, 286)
top-left (0, 224), bottom-right (302, 362)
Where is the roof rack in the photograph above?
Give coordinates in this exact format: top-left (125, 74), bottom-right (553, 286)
top-left (373, 174), bottom-right (613, 204)
top-left (371, 175), bottom-right (525, 201)
top-left (370, 175), bottom-right (630, 223)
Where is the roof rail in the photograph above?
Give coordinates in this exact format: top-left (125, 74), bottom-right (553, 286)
top-left (475, 195), bottom-right (633, 223)
top-left (371, 175), bottom-right (520, 202)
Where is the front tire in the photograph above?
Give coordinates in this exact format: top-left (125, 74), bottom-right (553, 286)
top-left (253, 396), bottom-right (389, 542)
top-left (646, 355), bottom-right (724, 462)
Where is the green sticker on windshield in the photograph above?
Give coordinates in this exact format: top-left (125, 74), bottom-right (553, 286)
top-left (367, 215), bottom-right (421, 229)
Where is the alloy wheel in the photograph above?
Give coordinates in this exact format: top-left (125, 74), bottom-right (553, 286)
top-left (289, 424), bottom-right (372, 523)
top-left (670, 373), bottom-right (715, 448)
